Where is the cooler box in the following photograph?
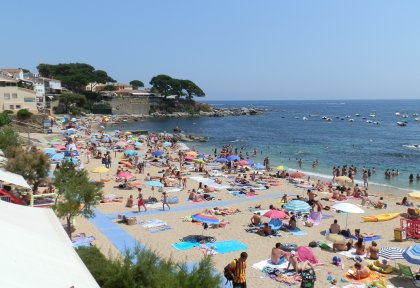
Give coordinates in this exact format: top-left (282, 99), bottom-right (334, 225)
top-left (394, 228), bottom-right (406, 242)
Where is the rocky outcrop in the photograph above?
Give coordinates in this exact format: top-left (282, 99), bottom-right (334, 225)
top-left (172, 133), bottom-right (208, 142)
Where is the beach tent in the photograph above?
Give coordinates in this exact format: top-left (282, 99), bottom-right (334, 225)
top-left (0, 200), bottom-right (99, 288)
top-left (0, 170), bottom-right (32, 190)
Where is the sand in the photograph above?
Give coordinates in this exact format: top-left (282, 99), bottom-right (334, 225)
top-left (36, 119), bottom-right (417, 288)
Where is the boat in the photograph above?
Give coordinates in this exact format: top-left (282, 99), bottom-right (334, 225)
top-left (302, 117), bottom-right (308, 121)
top-left (415, 117), bottom-right (420, 122)
top-left (348, 119), bottom-right (354, 122)
top-left (355, 113), bottom-right (361, 117)
top-left (362, 213), bottom-right (400, 222)
top-left (369, 114), bottom-right (376, 117)
top-left (397, 121), bottom-right (407, 127)
top-left (395, 112), bottom-right (400, 116)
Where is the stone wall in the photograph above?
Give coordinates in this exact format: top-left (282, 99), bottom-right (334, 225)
top-left (110, 97), bottom-right (154, 115)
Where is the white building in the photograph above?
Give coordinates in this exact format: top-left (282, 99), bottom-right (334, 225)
top-left (0, 75), bottom-right (37, 113)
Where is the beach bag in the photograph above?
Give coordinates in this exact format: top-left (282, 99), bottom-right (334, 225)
top-left (308, 241), bottom-right (318, 248)
top-left (341, 229), bottom-right (351, 238)
top-left (224, 259), bottom-right (236, 284)
top-left (300, 269), bottom-right (316, 288)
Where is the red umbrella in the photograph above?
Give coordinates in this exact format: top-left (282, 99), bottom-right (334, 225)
top-left (263, 210), bottom-right (288, 220)
top-left (239, 160), bottom-right (250, 165)
top-left (184, 155), bottom-right (195, 161)
top-left (117, 171), bottom-right (132, 179)
top-left (124, 146), bottom-right (134, 151)
top-left (291, 172), bottom-right (305, 178)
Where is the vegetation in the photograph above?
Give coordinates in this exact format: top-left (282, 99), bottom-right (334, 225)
top-left (16, 109), bottom-right (33, 120)
top-left (56, 92), bottom-right (87, 115)
top-left (37, 63), bottom-right (115, 93)
top-left (0, 112), bottom-right (12, 127)
top-left (129, 80), bottom-right (144, 89)
top-left (5, 147), bottom-right (50, 192)
top-left (102, 85), bottom-right (117, 91)
top-left (76, 246), bottom-right (220, 288)
top-left (0, 127), bottom-right (20, 155)
top-left (149, 74), bottom-right (205, 100)
top-left (150, 99), bottom-right (212, 115)
top-left (53, 163), bottom-right (102, 239)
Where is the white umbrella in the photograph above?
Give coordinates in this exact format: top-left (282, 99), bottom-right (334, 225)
top-left (332, 203), bottom-right (365, 228)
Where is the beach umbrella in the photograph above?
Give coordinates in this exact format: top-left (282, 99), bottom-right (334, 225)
top-left (193, 158), bottom-right (206, 164)
top-left (283, 200), bottom-right (311, 213)
top-left (163, 141), bottom-right (172, 146)
top-left (152, 151), bottom-right (164, 157)
top-left (197, 154), bottom-right (206, 159)
top-left (124, 146), bottom-right (135, 151)
top-left (64, 150), bottom-right (79, 157)
top-left (89, 137), bottom-right (97, 142)
top-left (54, 145), bottom-right (66, 151)
top-left (184, 155), bottom-right (195, 161)
top-left (192, 213), bottom-right (220, 225)
top-left (239, 160), bottom-right (250, 165)
top-left (408, 191), bottom-right (420, 200)
top-left (252, 163), bottom-right (265, 169)
top-left (403, 245), bottom-right (420, 265)
top-left (117, 171), bottom-right (133, 180)
top-left (326, 234), bottom-right (346, 244)
top-left (246, 159), bottom-right (255, 165)
top-left (111, 137), bottom-right (119, 142)
top-left (134, 142), bottom-right (142, 147)
top-left (275, 165), bottom-right (285, 170)
top-left (263, 210), bottom-right (288, 220)
top-left (102, 136), bottom-right (110, 142)
top-left (186, 151), bottom-right (198, 157)
top-left (96, 147), bottom-right (109, 153)
top-left (91, 166), bottom-right (109, 173)
top-left (50, 153), bottom-right (64, 161)
top-left (290, 172), bottom-right (305, 178)
top-left (378, 247), bottom-right (404, 260)
top-left (43, 148), bottom-right (56, 155)
top-left (115, 141), bottom-right (126, 147)
top-left (146, 181), bottom-right (164, 187)
top-left (124, 150), bottom-right (137, 156)
top-left (335, 176), bottom-right (352, 182)
top-left (227, 155), bottom-right (240, 161)
top-left (123, 131), bottom-right (132, 135)
top-left (215, 157), bottom-right (228, 163)
top-left (332, 203), bottom-right (365, 228)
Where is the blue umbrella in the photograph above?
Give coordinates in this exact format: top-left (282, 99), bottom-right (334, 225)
top-left (403, 244), bottom-right (420, 265)
top-left (146, 181), bottom-right (164, 187)
top-left (134, 142), bottom-right (142, 147)
top-left (102, 136), bottom-right (110, 142)
top-left (124, 150), bottom-right (138, 156)
top-left (215, 157), bottom-right (228, 163)
top-left (283, 200), bottom-right (311, 213)
top-left (50, 153), bottom-right (64, 161)
top-left (43, 148), bottom-right (56, 155)
top-left (197, 154), bottom-right (205, 159)
top-left (227, 155), bottom-right (240, 161)
top-left (64, 150), bottom-right (79, 157)
top-left (152, 151), bottom-right (164, 157)
top-left (163, 141), bottom-right (172, 146)
top-left (246, 159), bottom-right (255, 165)
top-left (89, 137), bottom-right (97, 142)
top-left (252, 163), bottom-right (265, 169)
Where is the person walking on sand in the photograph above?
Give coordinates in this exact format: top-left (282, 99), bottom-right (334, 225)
top-left (137, 188), bottom-right (147, 212)
top-left (162, 192), bottom-right (170, 211)
top-left (228, 252), bottom-right (248, 288)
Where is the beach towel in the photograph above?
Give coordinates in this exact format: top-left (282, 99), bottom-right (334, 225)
top-left (145, 202), bottom-right (163, 209)
top-left (165, 188), bottom-right (182, 193)
top-left (252, 259), bottom-right (289, 271)
top-left (148, 225), bottom-right (172, 233)
top-left (308, 211), bottom-right (322, 226)
top-left (343, 270), bottom-right (385, 284)
top-left (350, 235), bottom-right (382, 242)
top-left (285, 228), bottom-right (307, 236)
top-left (205, 240), bottom-right (247, 254)
top-left (72, 234), bottom-right (95, 247)
top-left (339, 249), bottom-right (367, 259)
top-left (172, 242), bottom-right (199, 251)
top-left (228, 191), bottom-right (246, 197)
top-left (268, 274), bottom-right (299, 286)
top-left (139, 219), bottom-right (166, 228)
top-left (321, 214), bottom-right (334, 219)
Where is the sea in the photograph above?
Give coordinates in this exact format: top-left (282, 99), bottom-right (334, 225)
top-left (112, 100), bottom-right (420, 193)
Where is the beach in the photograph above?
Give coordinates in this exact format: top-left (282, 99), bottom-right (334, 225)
top-left (38, 115), bottom-right (418, 288)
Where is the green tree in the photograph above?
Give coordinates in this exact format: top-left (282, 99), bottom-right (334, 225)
top-left (57, 92), bottom-right (87, 114)
top-left (6, 147), bottom-right (50, 192)
top-left (102, 85), bottom-right (117, 91)
top-left (180, 80), bottom-right (205, 100)
top-left (17, 109), bottom-right (33, 120)
top-left (129, 80), bottom-right (144, 90)
top-left (37, 63), bottom-right (115, 92)
top-left (76, 246), bottom-right (221, 288)
top-left (149, 74), bottom-right (176, 98)
top-left (0, 112), bottom-right (11, 127)
top-left (53, 164), bottom-right (102, 239)
top-left (0, 127), bottom-right (20, 156)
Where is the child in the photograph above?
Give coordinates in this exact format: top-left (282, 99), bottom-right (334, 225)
top-left (162, 192), bottom-right (170, 211)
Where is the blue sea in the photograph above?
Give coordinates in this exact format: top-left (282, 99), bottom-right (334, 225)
top-left (112, 100), bottom-right (420, 192)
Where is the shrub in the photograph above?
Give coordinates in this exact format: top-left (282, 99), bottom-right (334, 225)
top-left (17, 109), bottom-right (33, 120)
top-left (3, 110), bottom-right (14, 114)
top-left (0, 112), bottom-right (11, 127)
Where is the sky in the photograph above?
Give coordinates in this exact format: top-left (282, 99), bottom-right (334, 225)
top-left (1, 1), bottom-right (420, 100)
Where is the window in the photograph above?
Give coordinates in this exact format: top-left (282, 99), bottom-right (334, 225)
top-left (24, 97), bottom-right (35, 102)
top-left (12, 93), bottom-right (17, 99)
top-left (4, 93), bottom-right (10, 100)
top-left (9, 105), bottom-right (14, 110)
top-left (16, 105), bottom-right (21, 109)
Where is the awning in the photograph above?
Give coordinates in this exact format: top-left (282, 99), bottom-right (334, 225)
top-left (0, 169), bottom-right (31, 190)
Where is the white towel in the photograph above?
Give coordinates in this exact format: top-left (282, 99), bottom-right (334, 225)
top-left (252, 259), bottom-right (289, 271)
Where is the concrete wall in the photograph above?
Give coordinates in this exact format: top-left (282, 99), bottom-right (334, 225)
top-left (110, 97), bottom-right (153, 115)
top-left (0, 87), bottom-right (38, 113)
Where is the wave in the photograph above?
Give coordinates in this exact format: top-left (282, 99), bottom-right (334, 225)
top-left (403, 144), bottom-right (420, 150)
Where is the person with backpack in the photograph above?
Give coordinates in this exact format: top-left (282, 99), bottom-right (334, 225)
top-left (224, 252), bottom-right (248, 287)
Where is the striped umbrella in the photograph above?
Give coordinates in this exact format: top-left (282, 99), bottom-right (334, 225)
top-left (378, 247), bottom-right (404, 260)
top-left (403, 244), bottom-right (420, 265)
top-left (191, 213), bottom-right (220, 224)
top-left (283, 200), bottom-right (311, 213)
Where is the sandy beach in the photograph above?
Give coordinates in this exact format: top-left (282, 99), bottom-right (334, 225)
top-left (38, 117), bottom-right (418, 288)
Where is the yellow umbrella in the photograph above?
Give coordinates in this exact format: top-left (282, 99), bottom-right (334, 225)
top-left (193, 159), bottom-right (206, 164)
top-left (275, 165), bottom-right (285, 170)
top-left (335, 176), bottom-right (352, 182)
top-left (91, 166), bottom-right (109, 173)
top-left (326, 234), bottom-right (346, 244)
top-left (408, 191), bottom-right (420, 200)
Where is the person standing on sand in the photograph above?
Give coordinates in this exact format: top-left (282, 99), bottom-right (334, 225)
top-left (137, 188), bottom-right (147, 212)
top-left (229, 252), bottom-right (248, 288)
top-left (162, 192), bottom-right (170, 211)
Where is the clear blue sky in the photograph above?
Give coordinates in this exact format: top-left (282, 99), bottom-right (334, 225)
top-left (2, 1), bottom-right (420, 100)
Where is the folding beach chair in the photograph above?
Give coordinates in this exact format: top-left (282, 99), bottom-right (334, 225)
top-left (397, 263), bottom-right (419, 287)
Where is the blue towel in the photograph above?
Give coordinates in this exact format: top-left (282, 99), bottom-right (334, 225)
top-left (351, 235), bottom-right (381, 242)
top-left (207, 240), bottom-right (248, 254)
top-left (285, 228), bottom-right (307, 236)
top-left (172, 242), bottom-right (199, 251)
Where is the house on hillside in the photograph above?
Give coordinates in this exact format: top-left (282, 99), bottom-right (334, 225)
top-left (0, 75), bottom-right (37, 113)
